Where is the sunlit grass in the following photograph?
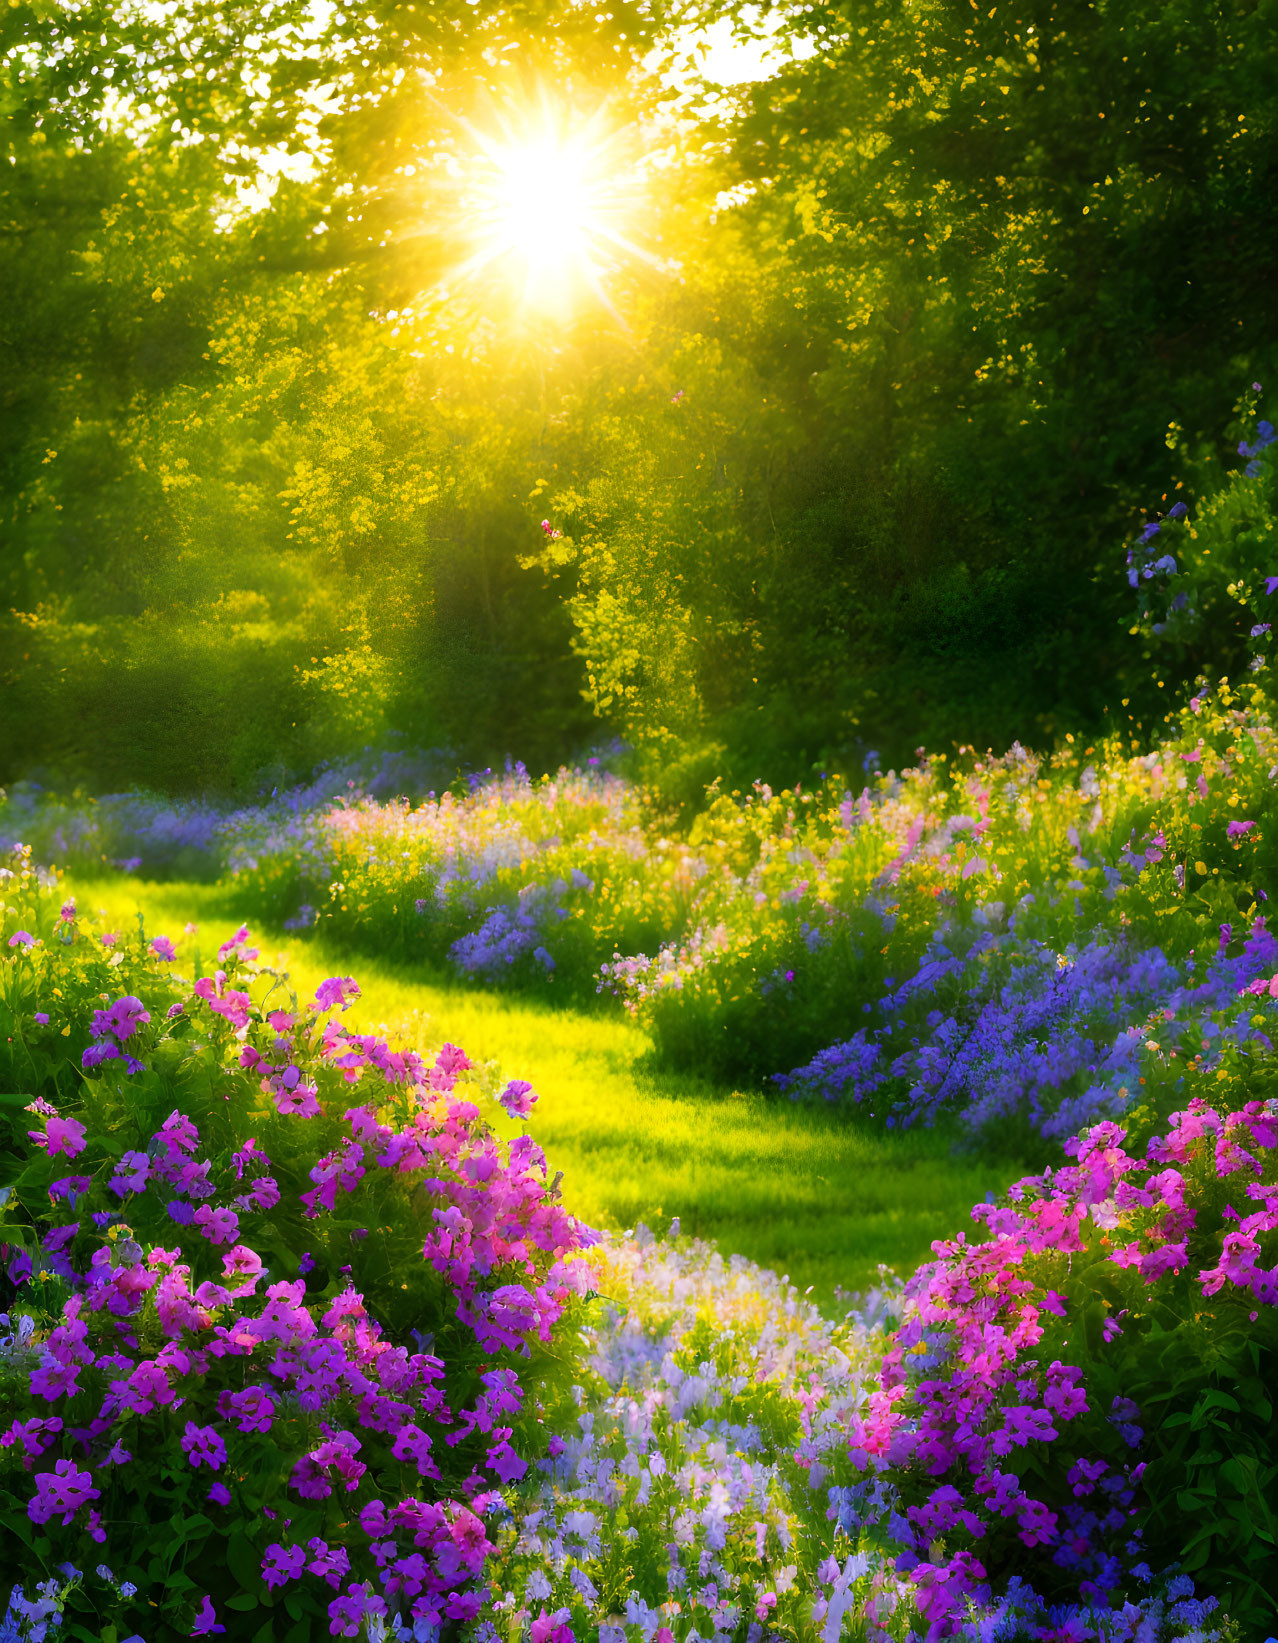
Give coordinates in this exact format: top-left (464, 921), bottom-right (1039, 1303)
top-left (79, 875), bottom-right (1028, 1309)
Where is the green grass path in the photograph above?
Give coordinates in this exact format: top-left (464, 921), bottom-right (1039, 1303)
top-left (79, 876), bottom-right (1028, 1309)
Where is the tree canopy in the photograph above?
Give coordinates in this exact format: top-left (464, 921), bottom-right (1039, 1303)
top-left (2, 0), bottom-right (1275, 794)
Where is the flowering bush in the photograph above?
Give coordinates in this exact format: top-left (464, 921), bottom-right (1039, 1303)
top-left (0, 862), bottom-right (597, 1640)
top-left (469, 1227), bottom-right (1229, 1643)
top-left (222, 760), bottom-right (694, 997)
top-left (837, 1076), bottom-right (1278, 1636)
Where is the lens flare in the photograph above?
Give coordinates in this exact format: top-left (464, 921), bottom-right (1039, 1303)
top-left (445, 100), bottom-right (652, 318)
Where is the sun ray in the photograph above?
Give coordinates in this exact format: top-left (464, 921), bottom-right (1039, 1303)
top-left (430, 94), bottom-right (659, 321)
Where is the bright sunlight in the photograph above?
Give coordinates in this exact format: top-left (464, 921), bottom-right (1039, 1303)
top-left (451, 103), bottom-right (651, 316)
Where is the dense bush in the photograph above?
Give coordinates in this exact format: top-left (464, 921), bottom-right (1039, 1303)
top-left (0, 861), bottom-right (596, 1640)
top-left (837, 1077), bottom-right (1278, 1636)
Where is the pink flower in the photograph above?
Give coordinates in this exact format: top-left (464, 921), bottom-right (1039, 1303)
top-left (193, 1205), bottom-right (240, 1247)
top-left (499, 1079), bottom-right (537, 1119)
top-left (8, 930), bottom-right (36, 948)
top-left (100, 931), bottom-right (119, 947)
top-left (530, 1609), bottom-right (574, 1643)
top-left (315, 975), bottom-right (361, 1012)
top-left (152, 935), bottom-right (178, 961)
top-left (29, 1115), bottom-right (87, 1159)
top-left (221, 1244), bottom-right (264, 1283)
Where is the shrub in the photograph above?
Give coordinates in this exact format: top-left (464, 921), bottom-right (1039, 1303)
top-left (0, 858), bottom-right (596, 1641)
top-left (837, 1073), bottom-right (1278, 1635)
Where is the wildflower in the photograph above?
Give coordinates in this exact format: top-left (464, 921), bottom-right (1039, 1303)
top-left (315, 975), bottom-right (361, 1012)
top-left (28, 1458), bottom-right (99, 1525)
top-left (180, 1422), bottom-right (227, 1470)
top-left (8, 931), bottom-right (36, 948)
top-left (29, 1116), bottom-right (87, 1160)
top-left (151, 936), bottom-right (177, 961)
top-left (190, 1595), bottom-right (226, 1636)
top-left (499, 1079), bottom-right (538, 1119)
top-left (262, 1543), bottom-right (306, 1589)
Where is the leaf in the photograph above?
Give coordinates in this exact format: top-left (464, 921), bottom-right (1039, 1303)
top-left (227, 1530), bottom-right (263, 1591)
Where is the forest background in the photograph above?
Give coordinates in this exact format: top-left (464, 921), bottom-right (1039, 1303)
top-left (3, 0), bottom-right (1276, 804)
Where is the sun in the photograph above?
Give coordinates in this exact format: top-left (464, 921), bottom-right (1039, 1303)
top-left (447, 103), bottom-right (650, 317)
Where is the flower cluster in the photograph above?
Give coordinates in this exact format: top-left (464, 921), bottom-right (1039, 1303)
top-left (0, 910), bottom-right (597, 1640)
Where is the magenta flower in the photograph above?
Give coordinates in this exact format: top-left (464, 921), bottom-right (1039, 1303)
top-left (193, 1205), bottom-right (240, 1246)
top-left (217, 923), bottom-right (258, 960)
top-left (28, 1457), bottom-right (100, 1525)
top-left (314, 975), bottom-right (361, 1012)
top-left (221, 1244), bottom-right (264, 1282)
top-left (29, 1115), bottom-right (87, 1160)
top-left (217, 1386), bottom-right (275, 1434)
top-left (435, 1042), bottom-right (474, 1075)
top-left (8, 930), bottom-right (36, 948)
top-left (274, 1082), bottom-right (321, 1118)
top-left (59, 898), bottom-right (76, 921)
top-left (499, 1079), bottom-right (538, 1118)
top-left (29, 1356), bottom-right (81, 1402)
top-left (151, 935), bottom-right (177, 961)
top-left (530, 1609), bottom-right (575, 1643)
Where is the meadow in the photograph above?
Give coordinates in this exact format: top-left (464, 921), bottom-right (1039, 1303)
top-left (4, 409), bottom-right (1278, 1641)
top-left (4, 0), bottom-right (1278, 1635)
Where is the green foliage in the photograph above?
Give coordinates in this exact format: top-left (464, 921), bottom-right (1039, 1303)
top-left (4, 0), bottom-right (1277, 793)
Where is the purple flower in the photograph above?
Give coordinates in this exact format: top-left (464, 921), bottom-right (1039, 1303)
top-left (180, 1422), bottom-right (227, 1470)
top-left (208, 1481), bottom-right (231, 1506)
top-left (499, 1079), bottom-right (538, 1119)
top-left (315, 976), bottom-right (360, 1012)
top-left (151, 936), bottom-right (177, 961)
top-left (8, 931), bottom-right (36, 948)
top-left (109, 1151), bottom-right (151, 1196)
top-left (262, 1542), bottom-right (306, 1590)
top-left (28, 1458), bottom-right (100, 1525)
top-left (33, 1012), bottom-right (49, 1025)
top-left (190, 1595), bottom-right (226, 1636)
top-left (193, 1205), bottom-right (240, 1246)
top-left (29, 1116), bottom-right (87, 1160)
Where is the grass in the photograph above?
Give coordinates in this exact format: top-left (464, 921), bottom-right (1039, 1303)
top-left (77, 874), bottom-right (1031, 1309)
